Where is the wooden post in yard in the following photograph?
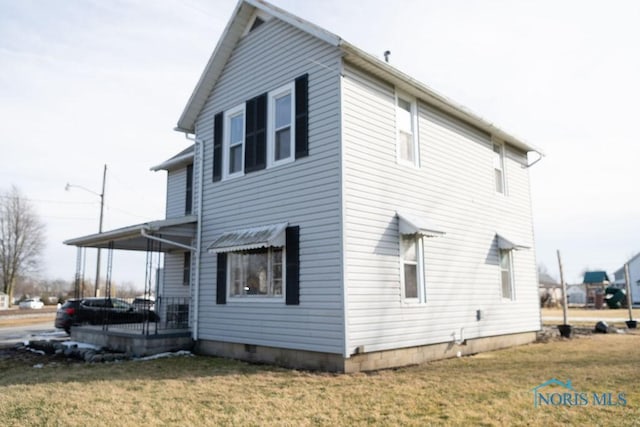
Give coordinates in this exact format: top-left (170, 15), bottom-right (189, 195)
top-left (557, 250), bottom-right (568, 326)
top-left (625, 263), bottom-right (634, 322)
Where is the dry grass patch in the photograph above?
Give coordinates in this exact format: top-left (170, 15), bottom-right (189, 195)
top-left (1, 334), bottom-right (639, 426)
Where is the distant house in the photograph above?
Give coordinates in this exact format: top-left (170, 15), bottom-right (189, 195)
top-left (566, 284), bottom-right (586, 306)
top-left (0, 292), bottom-right (8, 310)
top-left (64, 0), bottom-right (542, 372)
top-left (613, 253), bottom-right (640, 305)
top-left (538, 272), bottom-right (561, 307)
top-left (583, 271), bottom-right (610, 307)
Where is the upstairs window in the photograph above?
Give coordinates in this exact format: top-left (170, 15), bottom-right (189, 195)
top-left (224, 105), bottom-right (245, 179)
top-left (493, 142), bottom-right (505, 194)
top-left (269, 83), bottom-right (295, 166)
top-left (212, 74), bottom-right (308, 182)
top-left (396, 94), bottom-right (419, 166)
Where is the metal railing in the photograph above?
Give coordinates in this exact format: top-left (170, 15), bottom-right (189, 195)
top-left (98, 297), bottom-right (190, 336)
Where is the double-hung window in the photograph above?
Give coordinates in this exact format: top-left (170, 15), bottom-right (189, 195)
top-left (396, 94), bottom-right (419, 166)
top-left (225, 104), bottom-right (245, 179)
top-left (400, 235), bottom-right (425, 302)
top-left (493, 142), bottom-right (505, 194)
top-left (499, 249), bottom-right (514, 300)
top-left (268, 83), bottom-right (295, 167)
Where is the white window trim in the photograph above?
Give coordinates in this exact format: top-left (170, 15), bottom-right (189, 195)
top-left (493, 139), bottom-right (506, 195)
top-left (223, 103), bottom-right (245, 181)
top-left (267, 82), bottom-right (296, 169)
top-left (499, 249), bottom-right (515, 301)
top-left (226, 247), bottom-right (286, 301)
top-left (395, 91), bottom-right (420, 168)
top-left (400, 235), bottom-right (426, 303)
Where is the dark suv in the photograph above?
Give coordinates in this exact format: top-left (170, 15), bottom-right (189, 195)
top-left (55, 297), bottom-right (159, 334)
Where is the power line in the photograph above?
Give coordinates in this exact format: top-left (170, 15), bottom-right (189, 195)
top-left (0, 194), bottom-right (97, 206)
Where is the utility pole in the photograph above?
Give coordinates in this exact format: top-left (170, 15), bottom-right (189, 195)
top-left (94, 164), bottom-right (107, 297)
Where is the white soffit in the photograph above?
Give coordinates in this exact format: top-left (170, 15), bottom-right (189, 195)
top-left (207, 222), bottom-right (288, 253)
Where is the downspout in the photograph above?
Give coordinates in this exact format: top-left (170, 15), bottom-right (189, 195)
top-left (184, 133), bottom-right (204, 342)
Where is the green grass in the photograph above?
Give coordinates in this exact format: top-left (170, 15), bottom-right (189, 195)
top-left (1, 333), bottom-right (639, 426)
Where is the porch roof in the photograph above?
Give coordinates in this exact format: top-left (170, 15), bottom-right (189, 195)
top-left (64, 216), bottom-right (197, 252)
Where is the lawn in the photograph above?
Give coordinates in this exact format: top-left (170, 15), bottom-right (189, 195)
top-left (1, 333), bottom-right (638, 426)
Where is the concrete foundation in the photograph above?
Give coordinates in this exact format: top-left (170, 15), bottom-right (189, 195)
top-left (72, 326), bottom-right (193, 357)
top-left (195, 331), bottom-right (537, 372)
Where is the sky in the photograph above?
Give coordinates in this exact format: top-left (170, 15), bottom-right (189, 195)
top-left (1, 0), bottom-right (639, 289)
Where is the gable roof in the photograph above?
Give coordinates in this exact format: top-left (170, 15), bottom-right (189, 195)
top-left (538, 272), bottom-right (559, 286)
top-left (175, 0), bottom-right (541, 155)
top-left (583, 271), bottom-right (610, 284)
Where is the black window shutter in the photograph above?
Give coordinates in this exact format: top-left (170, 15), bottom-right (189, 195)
top-left (285, 226), bottom-right (300, 305)
top-left (216, 253), bottom-right (227, 304)
top-left (244, 93), bottom-right (267, 173)
top-left (213, 112), bottom-right (223, 182)
top-left (295, 74), bottom-right (309, 159)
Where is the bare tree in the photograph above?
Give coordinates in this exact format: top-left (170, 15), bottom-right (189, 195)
top-left (0, 186), bottom-right (45, 303)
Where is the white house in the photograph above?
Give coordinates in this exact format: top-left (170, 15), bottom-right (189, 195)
top-left (614, 253), bottom-right (640, 305)
top-left (65, 0), bottom-right (542, 372)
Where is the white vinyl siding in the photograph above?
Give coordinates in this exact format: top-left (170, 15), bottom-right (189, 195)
top-left (165, 168), bottom-right (187, 219)
top-left (194, 18), bottom-right (344, 354)
top-left (342, 63), bottom-right (539, 355)
top-left (162, 252), bottom-right (192, 298)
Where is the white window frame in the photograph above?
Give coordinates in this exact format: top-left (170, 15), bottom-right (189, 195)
top-left (227, 247), bottom-right (286, 301)
top-left (400, 234), bottom-right (426, 303)
top-left (395, 91), bottom-right (420, 168)
top-left (493, 140), bottom-right (506, 195)
top-left (499, 249), bottom-right (515, 300)
top-left (267, 82), bottom-right (296, 168)
top-left (223, 104), bottom-right (245, 180)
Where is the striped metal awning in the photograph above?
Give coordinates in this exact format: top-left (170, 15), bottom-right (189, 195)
top-left (207, 222), bottom-right (288, 253)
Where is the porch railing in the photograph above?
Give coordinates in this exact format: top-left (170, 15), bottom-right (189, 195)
top-left (99, 297), bottom-right (190, 336)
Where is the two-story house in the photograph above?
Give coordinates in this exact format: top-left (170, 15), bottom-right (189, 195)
top-left (65, 0), bottom-right (542, 372)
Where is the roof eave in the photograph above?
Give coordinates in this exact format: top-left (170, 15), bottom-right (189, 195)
top-left (150, 152), bottom-right (194, 172)
top-left (175, 0), bottom-right (341, 134)
top-left (339, 41), bottom-right (544, 155)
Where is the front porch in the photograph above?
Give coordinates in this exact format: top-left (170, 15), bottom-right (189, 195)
top-left (72, 324), bottom-right (193, 357)
top-left (64, 216), bottom-right (197, 356)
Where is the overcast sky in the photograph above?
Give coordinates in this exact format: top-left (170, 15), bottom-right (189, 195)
top-left (1, 0), bottom-right (639, 289)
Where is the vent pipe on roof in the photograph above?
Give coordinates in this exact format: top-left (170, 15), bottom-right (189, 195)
top-left (383, 50), bottom-right (391, 63)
